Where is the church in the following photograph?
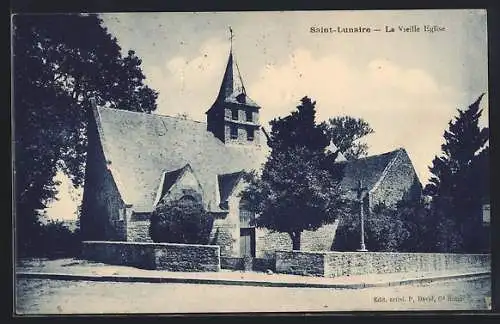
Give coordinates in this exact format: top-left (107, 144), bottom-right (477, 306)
top-left (81, 38), bottom-right (422, 258)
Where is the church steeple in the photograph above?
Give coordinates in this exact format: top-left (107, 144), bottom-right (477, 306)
top-left (206, 28), bottom-right (261, 146)
top-left (217, 50), bottom-right (246, 101)
top-left (217, 28), bottom-right (245, 100)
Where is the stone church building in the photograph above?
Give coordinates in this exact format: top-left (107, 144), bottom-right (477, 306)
top-left (81, 43), bottom-right (422, 258)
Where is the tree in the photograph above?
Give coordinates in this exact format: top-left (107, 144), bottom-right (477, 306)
top-left (321, 116), bottom-right (374, 160)
top-left (424, 94), bottom-right (489, 253)
top-left (13, 14), bottom-right (158, 255)
top-left (149, 197), bottom-right (213, 245)
top-left (241, 96), bottom-right (347, 250)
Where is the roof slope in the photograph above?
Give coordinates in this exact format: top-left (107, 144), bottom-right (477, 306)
top-left (212, 50), bottom-right (259, 108)
top-left (94, 106), bottom-right (268, 213)
top-left (93, 104), bottom-right (414, 212)
top-left (337, 148), bottom-right (404, 199)
top-left (218, 171), bottom-right (244, 204)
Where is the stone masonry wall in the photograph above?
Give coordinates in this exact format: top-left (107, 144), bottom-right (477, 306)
top-left (275, 251), bottom-right (325, 276)
top-left (127, 218), bottom-right (153, 242)
top-left (301, 221), bottom-right (340, 252)
top-left (255, 222), bottom-right (340, 258)
top-left (210, 218), bottom-right (238, 257)
top-left (221, 257), bottom-right (275, 272)
top-left (255, 228), bottom-right (291, 258)
top-left (276, 251), bottom-right (491, 277)
top-left (369, 149), bottom-right (421, 208)
top-left (81, 109), bottom-right (127, 241)
top-left (82, 240), bottom-right (156, 269)
top-left (82, 241), bottom-right (220, 272)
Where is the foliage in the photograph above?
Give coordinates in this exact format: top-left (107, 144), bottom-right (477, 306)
top-left (13, 14), bottom-right (158, 254)
top-left (424, 94), bottom-right (489, 253)
top-left (17, 219), bottom-right (81, 258)
top-left (333, 199), bottom-right (436, 252)
top-left (334, 202), bottom-right (407, 252)
top-left (321, 116), bottom-right (374, 160)
top-left (149, 198), bottom-right (213, 245)
top-left (241, 96), bottom-right (348, 250)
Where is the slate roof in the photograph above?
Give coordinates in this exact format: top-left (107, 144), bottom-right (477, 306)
top-left (94, 106), bottom-right (268, 213)
top-left (218, 171), bottom-right (245, 204)
top-left (208, 50), bottom-right (260, 112)
top-left (337, 148), bottom-right (405, 199)
top-left (153, 164), bottom-right (191, 206)
top-left (93, 101), bottom-right (412, 214)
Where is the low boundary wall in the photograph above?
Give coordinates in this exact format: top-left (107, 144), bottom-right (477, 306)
top-left (221, 257), bottom-right (275, 272)
top-left (82, 241), bottom-right (220, 272)
top-left (275, 251), bottom-right (490, 277)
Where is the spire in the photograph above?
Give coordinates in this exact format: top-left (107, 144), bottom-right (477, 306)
top-left (217, 27), bottom-right (246, 101)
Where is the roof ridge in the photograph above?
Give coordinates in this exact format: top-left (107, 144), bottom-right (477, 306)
top-left (97, 106), bottom-right (207, 125)
top-left (334, 147), bottom-right (400, 165)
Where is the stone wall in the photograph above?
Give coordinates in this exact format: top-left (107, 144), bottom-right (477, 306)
top-left (127, 218), bottom-right (152, 242)
top-left (255, 222), bottom-right (341, 258)
top-left (301, 221), bottom-right (340, 252)
top-left (81, 108), bottom-right (127, 241)
top-left (275, 251), bottom-right (325, 276)
top-left (82, 241), bottom-right (220, 272)
top-left (276, 251), bottom-right (490, 277)
top-left (210, 219), bottom-right (238, 257)
top-left (220, 257), bottom-right (275, 272)
top-left (255, 229), bottom-right (291, 258)
top-left (369, 149), bottom-right (421, 208)
top-left (221, 257), bottom-right (244, 270)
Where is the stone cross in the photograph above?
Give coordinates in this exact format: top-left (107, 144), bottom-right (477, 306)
top-left (351, 179), bottom-right (368, 252)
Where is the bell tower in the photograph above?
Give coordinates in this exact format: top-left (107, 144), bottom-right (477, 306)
top-left (206, 28), bottom-right (261, 146)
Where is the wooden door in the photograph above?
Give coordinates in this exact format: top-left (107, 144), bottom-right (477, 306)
top-left (240, 228), bottom-right (255, 257)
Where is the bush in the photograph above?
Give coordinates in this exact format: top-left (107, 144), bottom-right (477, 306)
top-left (39, 220), bottom-right (82, 258)
top-left (149, 198), bottom-right (213, 245)
top-left (17, 217), bottom-right (81, 259)
top-left (333, 203), bottom-right (410, 252)
top-left (333, 199), bottom-right (444, 253)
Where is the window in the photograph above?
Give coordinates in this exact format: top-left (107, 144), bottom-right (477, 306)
top-left (239, 200), bottom-right (255, 228)
top-left (118, 208), bottom-right (125, 221)
top-left (245, 110), bottom-right (253, 122)
top-left (230, 125), bottom-right (238, 139)
top-left (236, 93), bottom-right (246, 104)
top-left (247, 128), bottom-right (254, 141)
top-left (483, 204), bottom-right (490, 224)
top-left (232, 108), bottom-right (238, 120)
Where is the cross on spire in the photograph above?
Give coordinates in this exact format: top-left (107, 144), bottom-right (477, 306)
top-left (229, 26), bottom-right (234, 50)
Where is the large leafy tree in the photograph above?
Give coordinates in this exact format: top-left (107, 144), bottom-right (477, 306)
top-left (241, 96), bottom-right (347, 250)
top-left (321, 116), bottom-right (374, 160)
top-left (13, 14), bottom-right (158, 255)
top-left (424, 94), bottom-right (489, 253)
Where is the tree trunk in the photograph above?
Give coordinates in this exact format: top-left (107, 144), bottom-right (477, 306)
top-left (290, 231), bottom-right (301, 251)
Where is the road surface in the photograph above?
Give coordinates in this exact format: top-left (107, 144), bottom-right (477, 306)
top-left (15, 276), bottom-right (490, 314)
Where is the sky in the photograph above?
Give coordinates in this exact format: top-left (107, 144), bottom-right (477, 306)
top-left (44, 9), bottom-right (489, 221)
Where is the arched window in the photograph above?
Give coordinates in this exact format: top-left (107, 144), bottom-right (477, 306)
top-left (239, 200), bottom-right (255, 228)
